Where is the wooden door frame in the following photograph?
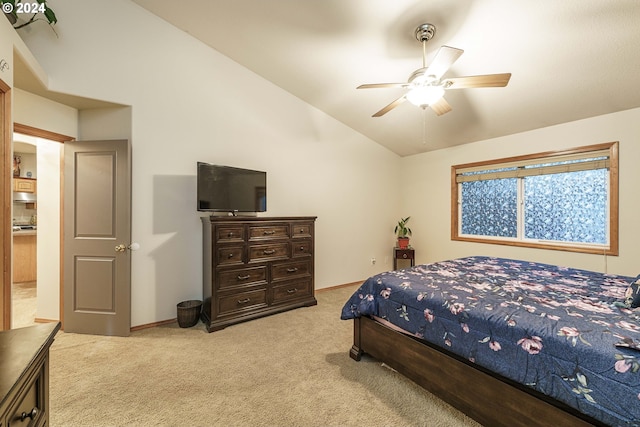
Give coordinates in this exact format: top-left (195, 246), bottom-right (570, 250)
top-left (1, 78), bottom-right (11, 330)
top-left (4, 122), bottom-right (73, 330)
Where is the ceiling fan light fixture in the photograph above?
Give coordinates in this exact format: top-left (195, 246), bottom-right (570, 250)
top-left (357, 23), bottom-right (511, 117)
top-left (406, 85), bottom-right (445, 107)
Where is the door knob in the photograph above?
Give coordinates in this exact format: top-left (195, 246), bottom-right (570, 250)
top-left (115, 243), bottom-right (140, 253)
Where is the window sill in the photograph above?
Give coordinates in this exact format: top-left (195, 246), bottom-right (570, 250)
top-left (452, 235), bottom-right (618, 256)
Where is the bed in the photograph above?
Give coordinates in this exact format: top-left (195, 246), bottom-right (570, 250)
top-left (341, 256), bottom-right (640, 427)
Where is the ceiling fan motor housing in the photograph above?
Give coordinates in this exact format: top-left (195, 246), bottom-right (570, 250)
top-left (415, 23), bottom-right (436, 42)
top-left (409, 68), bottom-right (438, 85)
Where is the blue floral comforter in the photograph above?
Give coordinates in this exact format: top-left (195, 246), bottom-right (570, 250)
top-left (341, 256), bottom-right (640, 426)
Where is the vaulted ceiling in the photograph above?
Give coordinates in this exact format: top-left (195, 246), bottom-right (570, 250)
top-left (132, 0), bottom-right (640, 156)
top-left (32, 1), bottom-right (640, 157)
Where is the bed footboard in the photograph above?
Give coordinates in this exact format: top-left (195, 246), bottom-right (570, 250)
top-left (351, 316), bottom-right (602, 427)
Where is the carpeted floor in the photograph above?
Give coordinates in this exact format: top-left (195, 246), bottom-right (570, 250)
top-left (11, 281), bottom-right (37, 328)
top-left (48, 284), bottom-right (481, 426)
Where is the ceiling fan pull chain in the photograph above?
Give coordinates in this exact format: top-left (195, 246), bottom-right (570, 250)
top-left (423, 108), bottom-right (427, 144)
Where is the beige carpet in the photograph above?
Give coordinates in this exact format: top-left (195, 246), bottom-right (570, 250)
top-left (49, 284), bottom-right (481, 427)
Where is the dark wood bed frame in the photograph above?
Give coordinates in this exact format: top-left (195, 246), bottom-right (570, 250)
top-left (350, 315), bottom-right (607, 427)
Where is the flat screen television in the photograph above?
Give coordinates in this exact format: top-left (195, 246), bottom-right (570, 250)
top-left (197, 162), bottom-right (267, 213)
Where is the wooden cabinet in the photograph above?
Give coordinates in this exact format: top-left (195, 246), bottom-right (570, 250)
top-left (13, 178), bottom-right (36, 193)
top-left (0, 322), bottom-right (60, 427)
top-left (202, 216), bottom-right (317, 332)
top-left (13, 234), bottom-right (37, 283)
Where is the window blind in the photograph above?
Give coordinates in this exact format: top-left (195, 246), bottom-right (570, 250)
top-left (455, 149), bottom-right (610, 183)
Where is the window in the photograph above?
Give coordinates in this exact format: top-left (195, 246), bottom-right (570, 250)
top-left (451, 142), bottom-right (618, 255)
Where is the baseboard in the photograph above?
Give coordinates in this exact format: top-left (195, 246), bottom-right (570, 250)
top-left (34, 318), bottom-right (58, 324)
top-left (130, 318), bottom-right (177, 332)
top-left (315, 280), bottom-right (363, 293)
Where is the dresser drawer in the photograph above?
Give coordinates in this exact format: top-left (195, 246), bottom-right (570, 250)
top-left (291, 240), bottom-right (312, 258)
top-left (271, 259), bottom-right (311, 282)
top-left (248, 224), bottom-right (289, 241)
top-left (6, 363), bottom-right (45, 427)
top-left (216, 246), bottom-right (244, 266)
top-left (218, 288), bottom-right (268, 316)
top-left (272, 279), bottom-right (312, 304)
top-left (248, 242), bottom-right (289, 262)
top-left (217, 266), bottom-right (267, 290)
top-left (291, 223), bottom-right (312, 239)
top-left (216, 226), bottom-right (244, 243)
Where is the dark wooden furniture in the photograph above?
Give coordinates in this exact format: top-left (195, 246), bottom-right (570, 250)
top-left (0, 322), bottom-right (60, 427)
top-left (350, 316), bottom-right (602, 427)
top-left (201, 216), bottom-right (317, 332)
top-left (393, 247), bottom-right (414, 270)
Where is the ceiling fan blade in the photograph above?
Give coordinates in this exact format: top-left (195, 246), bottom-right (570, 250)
top-left (430, 97), bottom-right (452, 116)
top-left (444, 73), bottom-right (512, 89)
top-left (427, 46), bottom-right (464, 79)
top-left (357, 83), bottom-right (408, 89)
top-left (372, 95), bottom-right (407, 117)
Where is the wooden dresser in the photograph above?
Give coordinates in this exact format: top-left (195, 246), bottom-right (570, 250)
top-left (0, 322), bottom-right (60, 427)
top-left (201, 216), bottom-right (317, 332)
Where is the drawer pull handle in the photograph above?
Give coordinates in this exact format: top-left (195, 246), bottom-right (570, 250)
top-left (237, 298), bottom-right (251, 305)
top-left (286, 268), bottom-right (298, 273)
top-left (299, 246), bottom-right (305, 251)
top-left (286, 288), bottom-right (298, 294)
top-left (263, 249), bottom-right (276, 255)
top-left (299, 229), bottom-right (305, 233)
top-left (403, 254), bottom-right (408, 259)
top-left (227, 232), bottom-right (235, 238)
top-left (21, 408), bottom-right (38, 422)
top-left (237, 274), bottom-right (251, 280)
top-left (227, 253), bottom-right (234, 258)
top-left (263, 230), bottom-right (275, 235)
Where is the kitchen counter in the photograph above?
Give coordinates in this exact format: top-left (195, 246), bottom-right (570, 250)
top-left (13, 225), bottom-right (37, 236)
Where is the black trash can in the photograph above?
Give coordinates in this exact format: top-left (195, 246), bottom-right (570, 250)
top-left (177, 300), bottom-right (202, 328)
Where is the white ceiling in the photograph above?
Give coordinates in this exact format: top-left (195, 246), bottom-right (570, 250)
top-left (131, 0), bottom-right (640, 157)
top-left (20, 1), bottom-right (640, 157)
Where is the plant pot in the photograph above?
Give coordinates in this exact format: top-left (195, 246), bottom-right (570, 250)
top-left (397, 237), bottom-right (410, 249)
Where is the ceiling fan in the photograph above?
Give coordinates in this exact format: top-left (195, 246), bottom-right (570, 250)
top-left (358, 23), bottom-right (511, 117)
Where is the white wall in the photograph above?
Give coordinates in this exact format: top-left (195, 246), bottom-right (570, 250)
top-left (35, 137), bottom-right (62, 320)
top-left (14, 0), bottom-right (401, 326)
top-left (13, 88), bottom-right (78, 136)
top-left (0, 16), bottom-right (15, 87)
top-left (402, 108), bottom-right (640, 277)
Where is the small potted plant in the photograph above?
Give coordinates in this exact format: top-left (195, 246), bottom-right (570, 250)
top-left (395, 216), bottom-right (412, 249)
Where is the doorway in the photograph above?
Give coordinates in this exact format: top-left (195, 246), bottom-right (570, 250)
top-left (9, 123), bottom-right (72, 329)
top-left (12, 137), bottom-right (38, 328)
top-left (11, 130), bottom-right (65, 328)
